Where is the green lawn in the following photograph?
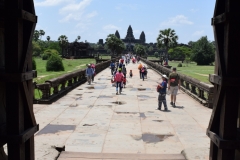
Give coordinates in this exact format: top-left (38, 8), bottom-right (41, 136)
top-left (146, 57), bottom-right (214, 84)
top-left (34, 58), bottom-right (95, 84)
top-left (168, 61), bottom-right (214, 84)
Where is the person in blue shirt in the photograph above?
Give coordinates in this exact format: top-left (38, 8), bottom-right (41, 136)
top-left (86, 64), bottom-right (94, 85)
top-left (110, 61), bottom-right (115, 75)
top-left (156, 75), bottom-right (168, 111)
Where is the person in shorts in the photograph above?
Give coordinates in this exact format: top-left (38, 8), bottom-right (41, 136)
top-left (168, 67), bottom-right (181, 107)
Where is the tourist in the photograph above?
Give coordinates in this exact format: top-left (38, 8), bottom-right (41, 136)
top-left (129, 70), bottom-right (133, 78)
top-left (114, 68), bottom-right (124, 95)
top-left (86, 64), bottom-right (94, 85)
top-left (168, 67), bottom-right (181, 107)
top-left (122, 64), bottom-right (127, 77)
top-left (138, 63), bottom-right (143, 79)
top-left (91, 63), bottom-right (95, 82)
top-left (156, 75), bottom-right (168, 111)
top-left (141, 65), bottom-right (146, 81)
top-left (118, 62), bottom-right (123, 69)
top-left (123, 76), bottom-right (127, 88)
top-left (120, 58), bottom-right (124, 64)
top-left (110, 61), bottom-right (115, 75)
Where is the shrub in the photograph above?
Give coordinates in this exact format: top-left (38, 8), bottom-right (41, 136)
top-left (46, 54), bottom-right (64, 71)
top-left (42, 54), bottom-right (49, 60)
top-left (42, 49), bottom-right (59, 60)
top-left (32, 58), bottom-right (36, 70)
top-left (177, 63), bottom-right (182, 67)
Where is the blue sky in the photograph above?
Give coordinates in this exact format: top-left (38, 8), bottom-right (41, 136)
top-left (34, 0), bottom-right (216, 44)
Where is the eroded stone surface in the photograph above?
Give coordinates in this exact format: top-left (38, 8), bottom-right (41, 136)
top-left (34, 62), bottom-right (212, 159)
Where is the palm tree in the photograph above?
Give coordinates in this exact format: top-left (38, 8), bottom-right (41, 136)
top-left (58, 35), bottom-right (68, 56)
top-left (157, 28), bottom-right (178, 59)
top-left (46, 36), bottom-right (50, 41)
top-left (77, 36), bottom-right (81, 41)
top-left (39, 30), bottom-right (45, 40)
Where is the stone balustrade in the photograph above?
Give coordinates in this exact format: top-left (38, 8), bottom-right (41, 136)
top-left (140, 57), bottom-right (214, 108)
top-left (34, 58), bottom-right (116, 104)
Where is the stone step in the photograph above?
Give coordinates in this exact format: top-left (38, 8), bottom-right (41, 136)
top-left (58, 151), bottom-right (186, 160)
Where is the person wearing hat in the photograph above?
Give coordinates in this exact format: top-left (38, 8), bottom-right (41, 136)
top-left (114, 68), bottom-right (124, 95)
top-left (156, 75), bottom-right (168, 111)
top-left (168, 67), bottom-right (180, 107)
top-left (86, 64), bottom-right (94, 85)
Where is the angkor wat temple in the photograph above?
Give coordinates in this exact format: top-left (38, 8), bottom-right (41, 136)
top-left (96, 25), bottom-right (162, 55)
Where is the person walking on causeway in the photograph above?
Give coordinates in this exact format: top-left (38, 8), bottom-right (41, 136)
top-left (156, 75), bottom-right (168, 111)
top-left (86, 64), bottom-right (94, 85)
top-left (114, 68), bottom-right (124, 95)
top-left (138, 63), bottom-right (143, 79)
top-left (110, 61), bottom-right (115, 75)
top-left (168, 67), bottom-right (181, 107)
top-left (141, 65), bottom-right (146, 81)
top-left (91, 63), bottom-right (95, 82)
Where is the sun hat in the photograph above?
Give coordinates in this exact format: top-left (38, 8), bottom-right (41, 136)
top-left (118, 68), bottom-right (122, 71)
top-left (162, 75), bottom-right (168, 79)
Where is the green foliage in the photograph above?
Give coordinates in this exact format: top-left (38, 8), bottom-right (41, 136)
top-left (58, 35), bottom-right (68, 56)
top-left (47, 41), bottom-right (61, 53)
top-left (177, 63), bottom-right (182, 67)
top-left (32, 58), bottom-right (36, 70)
top-left (154, 52), bottom-right (159, 58)
top-left (33, 30), bottom-right (40, 41)
top-left (157, 28), bottom-right (178, 51)
top-left (46, 54), bottom-right (64, 71)
top-left (148, 46), bottom-right (154, 52)
top-left (105, 34), bottom-right (125, 55)
top-left (184, 57), bottom-right (191, 66)
top-left (134, 44), bottom-right (146, 57)
top-left (42, 49), bottom-right (59, 60)
top-left (191, 36), bottom-right (215, 65)
top-left (168, 46), bottom-right (192, 60)
top-left (32, 41), bottom-right (42, 56)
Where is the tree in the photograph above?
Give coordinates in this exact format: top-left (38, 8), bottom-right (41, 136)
top-left (134, 44), bottom-right (146, 57)
top-left (46, 36), bottom-right (50, 41)
top-left (105, 34), bottom-right (125, 57)
top-left (39, 30), bottom-right (45, 40)
top-left (157, 28), bottom-right (178, 59)
top-left (191, 36), bottom-right (215, 65)
top-left (148, 46), bottom-right (154, 52)
top-left (32, 41), bottom-right (42, 56)
top-left (33, 30), bottom-right (40, 41)
top-left (168, 46), bottom-right (192, 62)
top-left (77, 35), bottom-right (81, 41)
top-left (154, 52), bottom-right (159, 58)
top-left (58, 35), bottom-right (68, 56)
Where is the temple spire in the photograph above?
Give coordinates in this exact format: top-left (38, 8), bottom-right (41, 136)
top-left (125, 25), bottom-right (135, 39)
top-left (140, 31), bottom-right (146, 43)
top-left (115, 30), bottom-right (120, 39)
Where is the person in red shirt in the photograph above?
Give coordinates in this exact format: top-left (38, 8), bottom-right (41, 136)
top-left (114, 68), bottom-right (124, 95)
top-left (120, 58), bottom-right (124, 64)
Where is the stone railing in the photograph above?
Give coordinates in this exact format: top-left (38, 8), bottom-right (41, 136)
top-left (140, 58), bottom-right (214, 108)
top-left (34, 58), bottom-right (116, 104)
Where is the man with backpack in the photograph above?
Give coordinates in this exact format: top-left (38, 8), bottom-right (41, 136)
top-left (156, 75), bottom-right (168, 111)
top-left (168, 67), bottom-right (181, 107)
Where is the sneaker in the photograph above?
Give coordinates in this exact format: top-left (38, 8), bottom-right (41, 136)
top-left (164, 108), bottom-right (168, 111)
top-left (155, 108), bottom-right (160, 110)
top-left (173, 103), bottom-right (176, 108)
top-left (170, 102), bottom-right (173, 105)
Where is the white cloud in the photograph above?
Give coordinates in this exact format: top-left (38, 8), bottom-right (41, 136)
top-left (59, 0), bottom-right (95, 23)
top-left (160, 15), bottom-right (193, 26)
top-left (190, 9), bottom-right (199, 13)
top-left (103, 24), bottom-right (120, 31)
top-left (192, 30), bottom-right (205, 36)
top-left (34, 0), bottom-right (71, 7)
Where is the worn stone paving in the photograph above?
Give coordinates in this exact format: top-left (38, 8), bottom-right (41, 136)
top-left (34, 62), bottom-right (212, 160)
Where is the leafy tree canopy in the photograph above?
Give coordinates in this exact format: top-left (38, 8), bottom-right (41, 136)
top-left (191, 36), bottom-right (215, 65)
top-left (157, 28), bottom-right (178, 51)
top-left (168, 46), bottom-right (192, 60)
top-left (134, 44), bottom-right (146, 57)
top-left (105, 34), bottom-right (125, 55)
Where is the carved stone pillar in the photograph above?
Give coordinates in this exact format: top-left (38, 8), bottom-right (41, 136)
top-left (191, 85), bottom-right (197, 94)
top-left (61, 81), bottom-right (66, 90)
top-left (186, 82), bottom-right (190, 90)
top-left (68, 79), bottom-right (72, 87)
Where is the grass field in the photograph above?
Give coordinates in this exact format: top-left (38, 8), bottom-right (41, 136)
top-left (146, 57), bottom-right (214, 84)
top-left (34, 58), bottom-right (95, 84)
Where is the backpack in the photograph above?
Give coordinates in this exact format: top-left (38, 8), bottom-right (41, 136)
top-left (156, 85), bottom-right (161, 92)
top-left (114, 72), bottom-right (123, 82)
